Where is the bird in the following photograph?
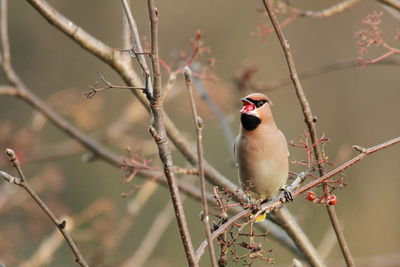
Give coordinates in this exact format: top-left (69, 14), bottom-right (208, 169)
top-left (234, 93), bottom-right (290, 221)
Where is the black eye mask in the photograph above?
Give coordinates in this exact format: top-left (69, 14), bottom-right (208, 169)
top-left (246, 98), bottom-right (268, 108)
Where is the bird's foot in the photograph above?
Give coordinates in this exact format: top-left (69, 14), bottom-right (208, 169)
top-left (280, 185), bottom-right (294, 202)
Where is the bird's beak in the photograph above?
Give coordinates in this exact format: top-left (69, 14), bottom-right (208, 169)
top-left (240, 98), bottom-right (255, 114)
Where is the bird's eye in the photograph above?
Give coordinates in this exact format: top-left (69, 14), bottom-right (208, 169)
top-left (254, 100), bottom-right (266, 108)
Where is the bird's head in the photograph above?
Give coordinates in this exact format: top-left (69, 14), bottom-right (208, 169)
top-left (240, 93), bottom-right (274, 130)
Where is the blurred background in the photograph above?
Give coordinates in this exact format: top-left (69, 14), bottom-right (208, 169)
top-left (1, 0), bottom-right (400, 266)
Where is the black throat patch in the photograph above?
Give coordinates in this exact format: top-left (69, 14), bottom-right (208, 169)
top-left (241, 113), bottom-right (261, 131)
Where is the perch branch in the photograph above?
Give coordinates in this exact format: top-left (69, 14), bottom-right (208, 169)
top-left (196, 137), bottom-right (400, 260)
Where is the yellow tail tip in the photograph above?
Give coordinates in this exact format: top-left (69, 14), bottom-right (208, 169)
top-left (255, 212), bottom-right (267, 223)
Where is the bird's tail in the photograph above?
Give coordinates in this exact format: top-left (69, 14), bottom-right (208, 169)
top-left (254, 212), bottom-right (267, 223)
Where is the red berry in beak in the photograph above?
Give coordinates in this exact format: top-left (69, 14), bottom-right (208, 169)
top-left (240, 104), bottom-right (255, 113)
top-left (240, 98), bottom-right (255, 114)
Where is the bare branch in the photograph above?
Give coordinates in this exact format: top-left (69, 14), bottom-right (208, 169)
top-left (145, 1), bottom-right (197, 265)
top-left (1, 149), bottom-right (88, 267)
top-left (121, 0), bottom-right (132, 65)
top-left (295, 0), bottom-right (364, 18)
top-left (261, 1), bottom-right (354, 266)
top-left (121, 0), bottom-right (153, 97)
top-left (0, 85), bottom-right (18, 96)
top-left (192, 73), bottom-right (235, 162)
top-left (184, 67), bottom-right (218, 267)
top-left (0, 0), bottom-right (10, 66)
top-left (378, 0), bottom-right (400, 11)
top-left (240, 58), bottom-right (400, 92)
top-left (83, 72), bottom-right (145, 99)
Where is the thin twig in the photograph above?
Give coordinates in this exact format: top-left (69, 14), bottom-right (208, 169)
top-left (1, 149), bottom-right (88, 267)
top-left (146, 1), bottom-right (197, 265)
top-left (295, 0), bottom-right (364, 18)
top-left (261, 1), bottom-right (354, 266)
top-left (121, 0), bottom-right (132, 65)
top-left (0, 85), bottom-right (18, 95)
top-left (249, 58), bottom-right (400, 92)
top-left (184, 67), bottom-right (218, 267)
top-left (83, 72), bottom-right (145, 99)
top-left (121, 0), bottom-right (153, 98)
top-left (192, 72), bottom-right (235, 162)
top-left (378, 0), bottom-right (400, 11)
top-left (196, 136), bottom-right (400, 260)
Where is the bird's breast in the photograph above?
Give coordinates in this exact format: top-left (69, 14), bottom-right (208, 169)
top-left (235, 129), bottom-right (289, 200)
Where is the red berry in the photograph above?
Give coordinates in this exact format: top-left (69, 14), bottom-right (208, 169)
top-left (327, 194), bottom-right (337, 205)
top-left (195, 30), bottom-right (202, 40)
top-left (305, 191), bottom-right (317, 201)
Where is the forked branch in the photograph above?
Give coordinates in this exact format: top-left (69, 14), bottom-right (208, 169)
top-left (0, 149), bottom-right (88, 267)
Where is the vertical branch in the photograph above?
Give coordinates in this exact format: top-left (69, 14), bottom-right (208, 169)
top-left (147, 0), bottom-right (160, 100)
top-left (121, 0), bottom-right (153, 97)
top-left (184, 67), bottom-right (218, 267)
top-left (261, 1), bottom-right (355, 266)
top-left (146, 1), bottom-right (197, 266)
top-left (121, 0), bottom-right (132, 64)
top-left (0, 0), bottom-right (10, 66)
top-left (1, 149), bottom-right (88, 267)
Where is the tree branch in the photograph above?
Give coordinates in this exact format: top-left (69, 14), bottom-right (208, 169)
top-left (262, 1), bottom-right (355, 265)
top-left (248, 58), bottom-right (400, 92)
top-left (145, 1), bottom-right (197, 265)
top-left (184, 67), bottom-right (218, 267)
top-left (296, 0), bottom-right (364, 18)
top-left (1, 149), bottom-right (88, 267)
top-left (121, 0), bottom-right (153, 97)
top-left (378, 0), bottom-right (400, 11)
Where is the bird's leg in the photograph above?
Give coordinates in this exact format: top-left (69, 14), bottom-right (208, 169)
top-left (280, 185), bottom-right (294, 202)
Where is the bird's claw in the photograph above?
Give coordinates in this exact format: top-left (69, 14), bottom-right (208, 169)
top-left (280, 186), bottom-right (294, 202)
